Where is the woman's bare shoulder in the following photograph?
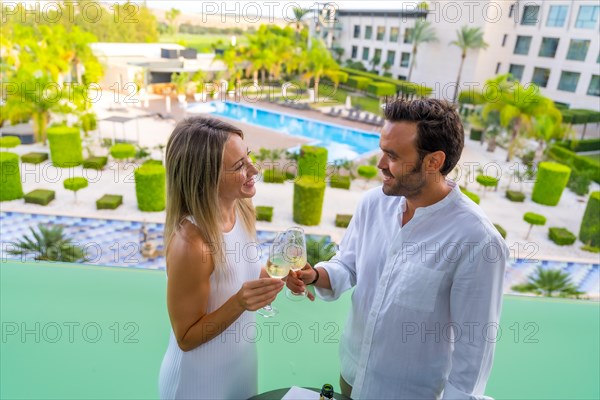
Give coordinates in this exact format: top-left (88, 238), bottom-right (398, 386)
top-left (166, 220), bottom-right (214, 275)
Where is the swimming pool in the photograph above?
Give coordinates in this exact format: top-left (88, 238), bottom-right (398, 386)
top-left (187, 101), bottom-right (381, 161)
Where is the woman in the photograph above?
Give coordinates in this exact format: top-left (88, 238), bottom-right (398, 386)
top-left (159, 117), bottom-right (284, 399)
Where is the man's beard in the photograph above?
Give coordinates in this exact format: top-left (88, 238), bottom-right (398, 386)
top-left (381, 158), bottom-right (427, 197)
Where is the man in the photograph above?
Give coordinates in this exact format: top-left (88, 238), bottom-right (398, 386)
top-left (288, 99), bottom-right (507, 399)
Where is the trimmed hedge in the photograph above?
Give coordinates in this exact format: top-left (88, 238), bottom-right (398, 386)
top-left (263, 168), bottom-right (285, 184)
top-left (0, 152), bottom-right (23, 201)
top-left (293, 177), bottom-right (326, 226)
top-left (21, 152), bottom-right (48, 164)
top-left (548, 227), bottom-right (576, 246)
top-left (357, 165), bottom-right (378, 180)
top-left (347, 76), bottom-right (373, 91)
top-left (330, 175), bottom-right (351, 190)
top-left (579, 191), bottom-right (600, 247)
top-left (110, 143), bottom-right (136, 160)
top-left (476, 175), bottom-right (499, 189)
top-left (335, 214), bottom-right (352, 228)
top-left (460, 187), bottom-right (480, 204)
top-left (547, 144), bottom-right (600, 184)
top-left (24, 189), bottom-right (55, 205)
top-left (531, 162), bottom-right (571, 206)
top-left (96, 194), bottom-right (123, 210)
top-left (524, 212), bottom-right (546, 226)
top-left (469, 128), bottom-right (483, 141)
top-left (255, 206), bottom-right (273, 222)
top-left (143, 159), bottom-right (163, 166)
top-left (340, 67), bottom-right (433, 97)
top-left (134, 164), bottom-right (166, 212)
top-left (506, 190), bottom-right (525, 202)
top-left (558, 138), bottom-right (600, 153)
top-left (0, 136), bottom-right (21, 148)
top-left (494, 224), bottom-right (507, 239)
top-left (458, 90), bottom-right (485, 105)
top-left (367, 82), bottom-right (397, 97)
top-left (47, 126), bottom-right (83, 167)
top-left (83, 156), bottom-right (108, 170)
top-left (64, 177), bottom-right (88, 192)
top-left (298, 146), bottom-right (328, 183)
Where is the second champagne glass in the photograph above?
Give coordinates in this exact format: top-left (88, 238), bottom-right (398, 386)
top-left (282, 227), bottom-right (308, 301)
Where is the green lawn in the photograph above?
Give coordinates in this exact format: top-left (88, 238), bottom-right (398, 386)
top-left (159, 33), bottom-right (248, 53)
top-left (319, 86), bottom-right (383, 115)
top-left (1, 260), bottom-right (598, 399)
top-left (580, 151), bottom-right (600, 163)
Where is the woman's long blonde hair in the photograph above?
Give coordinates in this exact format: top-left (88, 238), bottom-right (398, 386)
top-left (164, 117), bottom-right (256, 273)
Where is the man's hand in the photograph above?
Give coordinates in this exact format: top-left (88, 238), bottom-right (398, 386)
top-left (286, 263), bottom-right (317, 301)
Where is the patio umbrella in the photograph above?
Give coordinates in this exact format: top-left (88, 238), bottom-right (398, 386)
top-left (345, 95), bottom-right (352, 109)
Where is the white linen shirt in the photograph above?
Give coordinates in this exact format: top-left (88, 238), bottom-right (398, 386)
top-left (315, 181), bottom-right (507, 399)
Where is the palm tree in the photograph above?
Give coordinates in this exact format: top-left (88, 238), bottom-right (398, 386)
top-left (451, 26), bottom-right (488, 103)
top-left (306, 236), bottom-right (337, 267)
top-left (302, 39), bottom-right (340, 102)
top-left (8, 224), bottom-right (88, 262)
top-left (407, 19), bottom-right (438, 82)
top-left (512, 267), bottom-right (583, 298)
top-left (288, 7), bottom-right (310, 42)
top-left (165, 8), bottom-right (181, 35)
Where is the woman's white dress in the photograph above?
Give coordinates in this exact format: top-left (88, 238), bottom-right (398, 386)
top-left (159, 216), bottom-right (261, 399)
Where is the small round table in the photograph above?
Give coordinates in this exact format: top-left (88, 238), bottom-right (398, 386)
top-left (249, 387), bottom-right (351, 400)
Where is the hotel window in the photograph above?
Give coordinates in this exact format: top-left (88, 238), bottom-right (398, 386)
top-left (509, 64), bottom-right (525, 81)
top-left (514, 36), bottom-right (532, 55)
top-left (558, 71), bottom-right (580, 92)
top-left (351, 46), bottom-right (358, 58)
top-left (546, 5), bottom-right (568, 27)
top-left (386, 50), bottom-right (396, 65)
top-left (400, 52), bottom-right (410, 68)
top-left (575, 5), bottom-right (599, 28)
top-left (376, 26), bottom-right (385, 41)
top-left (502, 34), bottom-right (508, 47)
top-left (588, 75), bottom-right (600, 97)
top-left (521, 5), bottom-right (540, 26)
top-left (531, 68), bottom-right (550, 88)
top-left (495, 63), bottom-right (501, 74)
top-left (404, 28), bottom-right (414, 44)
top-left (566, 39), bottom-right (590, 61)
top-left (353, 25), bottom-right (361, 38)
top-left (509, 4), bottom-right (515, 18)
top-left (362, 47), bottom-right (370, 61)
top-left (390, 27), bottom-right (399, 42)
top-left (538, 38), bottom-right (559, 58)
top-left (374, 48), bottom-right (382, 62)
top-left (365, 26), bottom-right (373, 40)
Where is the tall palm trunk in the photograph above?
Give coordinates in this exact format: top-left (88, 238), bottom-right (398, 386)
top-left (33, 111), bottom-right (49, 145)
top-left (407, 44), bottom-right (417, 82)
top-left (314, 76), bottom-right (320, 103)
top-left (452, 52), bottom-right (466, 103)
top-left (506, 119), bottom-right (521, 162)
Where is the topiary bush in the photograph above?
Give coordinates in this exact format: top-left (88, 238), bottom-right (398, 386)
top-left (47, 126), bottom-right (83, 167)
top-left (357, 165), bottom-right (378, 179)
top-left (523, 212), bottom-right (546, 239)
top-left (476, 175), bottom-right (499, 191)
top-left (0, 136), bottom-right (21, 148)
top-left (460, 187), bottom-right (480, 204)
top-left (531, 162), bottom-right (571, 206)
top-left (63, 177), bottom-right (88, 203)
top-left (469, 128), bottom-right (483, 141)
top-left (494, 223), bottom-right (507, 239)
top-left (110, 143), bottom-right (136, 161)
top-left (330, 175), bottom-right (351, 190)
top-left (134, 164), bottom-right (166, 211)
top-left (506, 190), bottom-right (526, 202)
top-left (83, 156), bottom-right (108, 170)
top-left (293, 177), bottom-right (326, 226)
top-left (255, 206), bottom-right (273, 222)
top-left (298, 146), bottom-right (328, 183)
top-left (347, 76), bottom-right (373, 91)
top-left (96, 194), bottom-right (123, 210)
top-left (24, 189), bottom-right (55, 205)
top-left (21, 152), bottom-right (48, 164)
top-left (579, 191), bottom-right (600, 247)
top-left (367, 82), bottom-right (397, 97)
top-left (335, 214), bottom-right (352, 228)
top-left (263, 168), bottom-right (285, 184)
top-left (0, 152), bottom-right (23, 201)
top-left (548, 227), bottom-right (576, 246)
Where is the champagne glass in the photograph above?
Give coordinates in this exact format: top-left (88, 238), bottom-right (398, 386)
top-left (256, 235), bottom-right (290, 317)
top-left (282, 227), bottom-right (308, 301)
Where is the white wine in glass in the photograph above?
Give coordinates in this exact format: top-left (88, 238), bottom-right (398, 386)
top-left (284, 227), bottom-right (308, 301)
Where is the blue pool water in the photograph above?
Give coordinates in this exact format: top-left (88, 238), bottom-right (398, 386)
top-left (187, 102), bottom-right (381, 161)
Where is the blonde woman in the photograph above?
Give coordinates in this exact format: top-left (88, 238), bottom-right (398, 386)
top-left (159, 117), bottom-right (284, 399)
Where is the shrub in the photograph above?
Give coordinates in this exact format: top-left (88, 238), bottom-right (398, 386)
top-left (0, 136), bottom-right (21, 148)
top-left (460, 187), bottom-right (480, 204)
top-left (367, 82), bottom-right (397, 97)
top-left (143, 159), bottom-right (163, 166)
top-left (347, 76), bottom-right (373, 91)
top-left (64, 177), bottom-right (88, 202)
top-left (335, 214), bottom-right (352, 228)
top-left (263, 168), bottom-right (285, 184)
top-left (531, 162), bottom-right (571, 206)
top-left (24, 189), bottom-right (55, 205)
top-left (547, 144), bottom-right (599, 184)
top-left (21, 152), bottom-right (48, 164)
top-left (293, 177), bottom-right (326, 226)
top-left (476, 175), bottom-right (499, 189)
top-left (469, 128), bottom-right (483, 141)
top-left (567, 169), bottom-right (592, 196)
top-left (523, 212), bottom-right (546, 239)
top-left (47, 126), bottom-right (83, 167)
top-left (110, 143), bottom-right (136, 160)
top-left (548, 227), bottom-right (576, 246)
top-left (255, 206), bottom-right (273, 222)
top-left (579, 191), bottom-right (600, 247)
top-left (330, 175), bottom-right (351, 190)
top-left (494, 224), bottom-right (507, 239)
top-left (340, 67), bottom-right (432, 97)
top-left (357, 165), bottom-right (378, 179)
top-left (559, 138), bottom-right (600, 152)
top-left (458, 89), bottom-right (485, 105)
top-left (83, 156), bottom-right (108, 170)
top-left (581, 245), bottom-right (600, 253)
top-left (96, 194), bottom-right (123, 210)
top-left (298, 146), bottom-right (328, 183)
top-left (0, 152), bottom-right (23, 201)
top-left (506, 190), bottom-right (525, 202)
top-left (134, 164), bottom-right (166, 211)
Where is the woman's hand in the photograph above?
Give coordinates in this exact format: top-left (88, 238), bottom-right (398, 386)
top-left (235, 278), bottom-right (285, 311)
top-left (286, 264), bottom-right (316, 301)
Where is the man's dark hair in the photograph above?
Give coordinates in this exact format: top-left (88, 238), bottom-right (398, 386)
top-left (384, 98), bottom-right (464, 176)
